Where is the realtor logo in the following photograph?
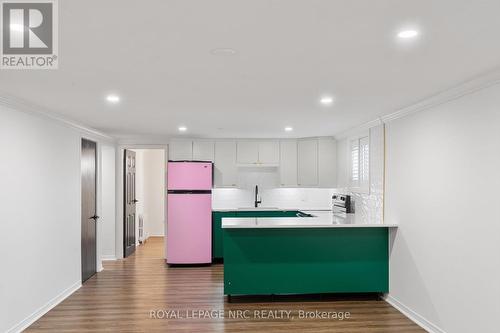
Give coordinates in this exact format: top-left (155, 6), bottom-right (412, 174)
top-left (1, 0), bottom-right (58, 69)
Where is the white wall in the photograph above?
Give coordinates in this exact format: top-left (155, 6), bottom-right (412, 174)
top-left (100, 145), bottom-right (116, 260)
top-left (134, 149), bottom-right (165, 240)
top-left (0, 106), bottom-right (80, 332)
top-left (0, 103), bottom-right (115, 332)
top-left (385, 84), bottom-right (500, 332)
top-left (143, 150), bottom-right (166, 237)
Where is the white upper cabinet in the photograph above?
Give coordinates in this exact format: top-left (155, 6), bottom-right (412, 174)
top-left (279, 140), bottom-right (298, 187)
top-left (236, 140), bottom-right (279, 165)
top-left (214, 140), bottom-right (238, 187)
top-left (169, 139), bottom-right (214, 162)
top-left (297, 138), bottom-right (318, 186)
top-left (193, 140), bottom-right (214, 161)
top-left (236, 141), bottom-right (259, 164)
top-left (318, 137), bottom-right (337, 187)
top-left (169, 140), bottom-right (193, 160)
top-left (170, 137), bottom-right (336, 188)
top-left (258, 141), bottom-right (280, 165)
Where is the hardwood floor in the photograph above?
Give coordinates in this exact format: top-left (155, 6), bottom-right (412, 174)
top-left (27, 237), bottom-right (423, 332)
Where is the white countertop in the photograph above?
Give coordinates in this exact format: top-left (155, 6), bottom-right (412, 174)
top-left (221, 210), bottom-right (398, 228)
top-left (213, 208), bottom-right (332, 212)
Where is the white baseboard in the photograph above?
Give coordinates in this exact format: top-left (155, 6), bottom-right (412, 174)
top-left (7, 280), bottom-right (81, 333)
top-left (384, 294), bottom-right (446, 333)
top-left (101, 254), bottom-right (117, 261)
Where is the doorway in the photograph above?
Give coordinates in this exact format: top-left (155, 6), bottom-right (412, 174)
top-left (122, 148), bottom-right (166, 259)
top-left (124, 149), bottom-right (137, 257)
top-left (81, 139), bottom-right (98, 282)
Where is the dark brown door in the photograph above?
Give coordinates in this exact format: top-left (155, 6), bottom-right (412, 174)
top-left (81, 139), bottom-right (98, 282)
top-left (124, 150), bottom-right (137, 257)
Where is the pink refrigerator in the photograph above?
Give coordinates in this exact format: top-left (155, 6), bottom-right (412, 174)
top-left (166, 161), bottom-right (213, 264)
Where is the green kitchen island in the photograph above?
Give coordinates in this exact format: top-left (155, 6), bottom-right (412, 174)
top-left (222, 211), bottom-right (397, 297)
top-left (212, 209), bottom-right (312, 260)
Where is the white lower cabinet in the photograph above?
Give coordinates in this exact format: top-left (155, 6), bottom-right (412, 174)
top-left (214, 141), bottom-right (238, 187)
top-left (297, 138), bottom-right (319, 186)
top-left (279, 140), bottom-right (298, 186)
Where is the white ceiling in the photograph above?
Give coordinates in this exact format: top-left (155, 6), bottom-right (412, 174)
top-left (2, 0), bottom-right (500, 139)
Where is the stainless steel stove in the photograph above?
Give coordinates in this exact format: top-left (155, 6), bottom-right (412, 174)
top-left (332, 194), bottom-right (351, 214)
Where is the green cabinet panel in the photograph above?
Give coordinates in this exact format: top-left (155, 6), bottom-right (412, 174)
top-left (212, 211), bottom-right (237, 260)
top-left (212, 210), bottom-right (303, 260)
top-left (223, 227), bottom-right (389, 295)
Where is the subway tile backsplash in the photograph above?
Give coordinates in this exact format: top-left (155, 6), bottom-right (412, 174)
top-left (212, 187), bottom-right (336, 210)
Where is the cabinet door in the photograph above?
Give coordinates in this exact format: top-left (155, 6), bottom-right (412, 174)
top-left (214, 141), bottom-right (238, 187)
top-left (169, 140), bottom-right (193, 160)
top-left (237, 141), bottom-right (259, 164)
top-left (258, 141), bottom-right (280, 164)
top-left (212, 211), bottom-right (237, 259)
top-left (297, 138), bottom-right (318, 186)
top-left (193, 140), bottom-right (214, 161)
top-left (318, 137), bottom-right (337, 187)
top-left (279, 140), bottom-right (297, 186)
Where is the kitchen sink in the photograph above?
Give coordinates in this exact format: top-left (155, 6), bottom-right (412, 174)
top-left (237, 207), bottom-right (280, 211)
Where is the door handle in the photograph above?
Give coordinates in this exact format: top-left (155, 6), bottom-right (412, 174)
top-left (89, 215), bottom-right (100, 220)
top-left (133, 199), bottom-right (139, 203)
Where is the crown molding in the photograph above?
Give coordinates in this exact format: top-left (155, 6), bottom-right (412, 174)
top-left (334, 118), bottom-right (383, 140)
top-left (3, 67), bottom-right (500, 144)
top-left (336, 67), bottom-right (500, 140)
top-left (381, 67), bottom-right (500, 123)
top-left (0, 91), bottom-right (115, 142)
top-left (116, 135), bottom-right (171, 145)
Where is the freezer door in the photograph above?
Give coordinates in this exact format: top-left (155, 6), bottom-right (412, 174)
top-left (167, 162), bottom-right (212, 190)
top-left (167, 193), bottom-right (212, 264)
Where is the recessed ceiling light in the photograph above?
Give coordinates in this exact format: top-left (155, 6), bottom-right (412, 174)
top-left (178, 126), bottom-right (187, 132)
top-left (211, 48), bottom-right (237, 56)
top-left (106, 94), bottom-right (120, 103)
top-left (397, 29), bottom-right (419, 39)
top-left (285, 127), bottom-right (293, 132)
top-left (320, 96), bottom-right (334, 106)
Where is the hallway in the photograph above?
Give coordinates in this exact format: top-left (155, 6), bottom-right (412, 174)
top-left (26, 237), bottom-right (421, 332)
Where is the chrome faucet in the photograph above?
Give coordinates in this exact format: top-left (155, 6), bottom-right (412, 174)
top-left (254, 185), bottom-right (262, 208)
